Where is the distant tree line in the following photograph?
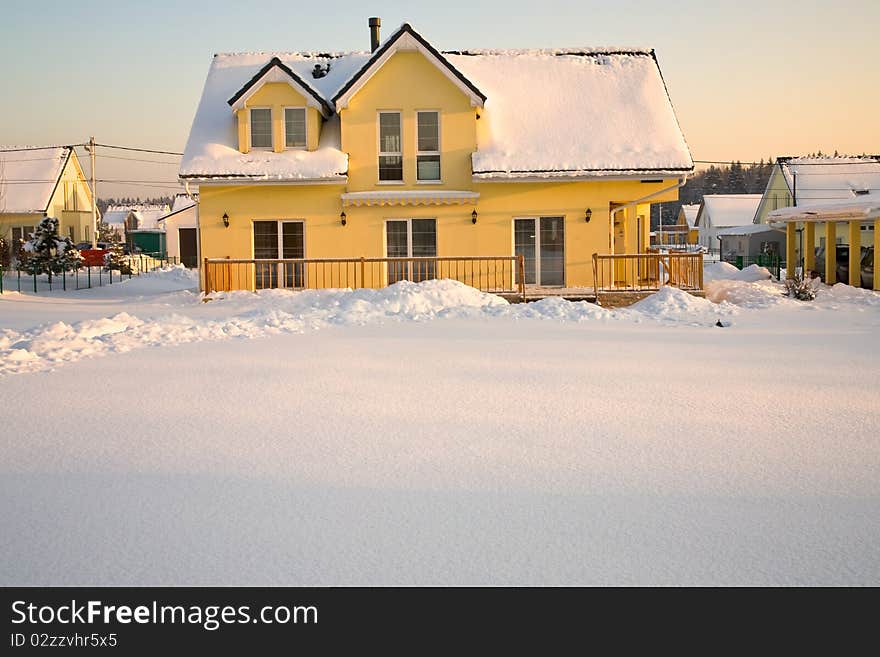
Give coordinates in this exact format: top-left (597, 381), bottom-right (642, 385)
top-left (652, 160), bottom-right (775, 229)
top-left (97, 196), bottom-right (173, 215)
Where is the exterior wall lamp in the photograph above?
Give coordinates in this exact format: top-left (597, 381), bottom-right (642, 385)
top-left (584, 208), bottom-right (592, 223)
top-left (340, 211), bottom-right (347, 226)
top-left (471, 209), bottom-right (478, 224)
top-left (222, 213), bottom-right (229, 228)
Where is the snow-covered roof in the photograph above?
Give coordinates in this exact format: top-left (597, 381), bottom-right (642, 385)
top-left (157, 194), bottom-right (198, 223)
top-left (170, 193), bottom-right (197, 213)
top-left (680, 203), bottom-right (699, 228)
top-left (777, 156), bottom-right (880, 205)
top-left (0, 147), bottom-right (71, 214)
top-left (104, 204), bottom-right (171, 230)
top-left (716, 224), bottom-right (784, 237)
top-left (181, 24), bottom-right (692, 182)
top-left (698, 195), bottom-right (763, 228)
top-left (769, 192), bottom-right (880, 223)
top-left (450, 49), bottom-right (692, 178)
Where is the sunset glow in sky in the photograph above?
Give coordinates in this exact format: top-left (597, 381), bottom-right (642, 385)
top-left (2, 0), bottom-right (877, 197)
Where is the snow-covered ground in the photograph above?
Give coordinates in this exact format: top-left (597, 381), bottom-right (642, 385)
top-left (1, 264), bottom-right (878, 585)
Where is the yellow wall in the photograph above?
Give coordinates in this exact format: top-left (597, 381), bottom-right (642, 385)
top-left (1, 151), bottom-right (93, 246)
top-left (202, 49), bottom-right (683, 291)
top-left (199, 178), bottom-right (679, 289)
top-left (235, 83), bottom-right (322, 153)
top-left (340, 51), bottom-right (476, 191)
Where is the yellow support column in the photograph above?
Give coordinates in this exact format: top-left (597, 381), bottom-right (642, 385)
top-left (785, 222), bottom-right (797, 279)
top-left (848, 220), bottom-right (861, 286)
top-left (875, 219), bottom-right (880, 291)
top-left (803, 222), bottom-right (815, 275)
top-left (825, 222), bottom-right (836, 284)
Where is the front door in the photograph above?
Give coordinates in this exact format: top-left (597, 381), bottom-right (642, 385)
top-left (386, 218), bottom-right (437, 284)
top-left (178, 228), bottom-right (198, 268)
top-left (253, 220), bottom-right (304, 289)
top-left (514, 217), bottom-right (565, 286)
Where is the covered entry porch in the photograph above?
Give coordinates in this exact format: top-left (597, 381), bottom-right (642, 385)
top-left (770, 197), bottom-right (880, 289)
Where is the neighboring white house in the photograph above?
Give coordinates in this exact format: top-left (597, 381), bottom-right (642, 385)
top-left (754, 156), bottom-right (880, 248)
top-left (102, 203), bottom-right (170, 234)
top-left (694, 194), bottom-right (762, 251)
top-left (157, 194), bottom-right (199, 267)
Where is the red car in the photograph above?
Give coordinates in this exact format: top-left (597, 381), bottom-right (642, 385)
top-left (76, 242), bottom-right (110, 267)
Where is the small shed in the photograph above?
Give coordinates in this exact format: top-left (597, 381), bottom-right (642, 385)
top-left (718, 224), bottom-right (786, 260)
top-left (157, 194), bottom-right (199, 267)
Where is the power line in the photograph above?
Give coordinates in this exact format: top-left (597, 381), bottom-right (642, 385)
top-left (92, 153), bottom-right (181, 165)
top-left (0, 144), bottom-right (84, 153)
top-left (94, 143), bottom-right (184, 156)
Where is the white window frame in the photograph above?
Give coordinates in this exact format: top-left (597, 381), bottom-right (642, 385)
top-left (252, 219), bottom-right (306, 288)
top-left (511, 216), bottom-right (566, 287)
top-left (377, 110), bottom-right (404, 184)
top-left (415, 110), bottom-right (441, 183)
top-left (383, 217), bottom-right (438, 284)
top-left (283, 106), bottom-right (308, 150)
top-left (249, 107), bottom-right (273, 150)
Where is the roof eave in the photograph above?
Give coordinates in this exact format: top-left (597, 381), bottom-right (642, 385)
top-left (227, 57), bottom-right (333, 117)
top-left (332, 23), bottom-right (487, 111)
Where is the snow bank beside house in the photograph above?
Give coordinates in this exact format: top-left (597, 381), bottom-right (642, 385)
top-left (704, 261), bottom-right (772, 282)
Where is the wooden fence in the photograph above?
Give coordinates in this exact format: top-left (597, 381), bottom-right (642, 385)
top-left (204, 256), bottom-right (526, 300)
top-left (592, 252), bottom-right (703, 295)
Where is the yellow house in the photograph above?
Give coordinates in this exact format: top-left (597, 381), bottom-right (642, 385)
top-left (677, 204), bottom-right (700, 244)
top-left (754, 156), bottom-right (880, 251)
top-left (1, 146), bottom-right (94, 258)
top-left (180, 20), bottom-right (694, 295)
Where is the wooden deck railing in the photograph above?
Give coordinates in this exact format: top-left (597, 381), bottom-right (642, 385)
top-left (592, 252), bottom-right (703, 294)
top-left (204, 255), bottom-right (526, 299)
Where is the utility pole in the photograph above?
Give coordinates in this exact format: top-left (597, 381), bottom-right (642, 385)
top-left (87, 136), bottom-right (97, 248)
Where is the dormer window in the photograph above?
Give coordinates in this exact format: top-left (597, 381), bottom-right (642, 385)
top-left (284, 108), bottom-right (307, 149)
top-left (250, 108), bottom-right (272, 149)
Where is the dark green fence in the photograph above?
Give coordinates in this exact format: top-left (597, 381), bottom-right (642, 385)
top-left (0, 255), bottom-right (179, 295)
top-left (725, 254), bottom-right (783, 280)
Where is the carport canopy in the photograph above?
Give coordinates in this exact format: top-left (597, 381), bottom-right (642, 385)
top-left (768, 195), bottom-right (880, 288)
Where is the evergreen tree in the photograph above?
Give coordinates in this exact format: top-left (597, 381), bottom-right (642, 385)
top-left (96, 218), bottom-right (122, 244)
top-left (728, 161), bottom-right (746, 193)
top-left (20, 217), bottom-right (83, 281)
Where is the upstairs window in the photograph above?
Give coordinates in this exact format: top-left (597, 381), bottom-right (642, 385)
top-left (284, 107), bottom-right (307, 149)
top-left (416, 111), bottom-right (440, 181)
top-left (250, 108), bottom-right (272, 149)
top-left (378, 111), bottom-right (403, 182)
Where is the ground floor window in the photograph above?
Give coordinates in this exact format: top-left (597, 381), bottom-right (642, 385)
top-left (9, 226), bottom-right (35, 259)
top-left (385, 218), bottom-right (436, 283)
top-left (514, 216), bottom-right (564, 286)
top-left (253, 220), bottom-right (304, 289)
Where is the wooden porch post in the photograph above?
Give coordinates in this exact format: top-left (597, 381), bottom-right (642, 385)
top-left (785, 222), bottom-right (797, 279)
top-left (848, 220), bottom-right (861, 286)
top-left (825, 222), bottom-right (836, 284)
top-left (803, 222), bottom-right (815, 274)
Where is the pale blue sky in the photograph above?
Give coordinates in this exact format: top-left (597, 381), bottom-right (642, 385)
top-left (1, 0), bottom-right (877, 197)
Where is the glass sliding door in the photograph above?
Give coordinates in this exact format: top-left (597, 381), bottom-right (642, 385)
top-left (410, 218), bottom-right (437, 281)
top-left (253, 220), bottom-right (305, 289)
top-left (539, 216), bottom-right (565, 286)
top-left (386, 220), bottom-right (409, 284)
top-left (253, 220), bottom-right (279, 289)
top-left (514, 219), bottom-right (537, 285)
top-left (514, 217), bottom-right (565, 286)
top-left (385, 219), bottom-right (437, 284)
top-left (281, 221), bottom-right (304, 287)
